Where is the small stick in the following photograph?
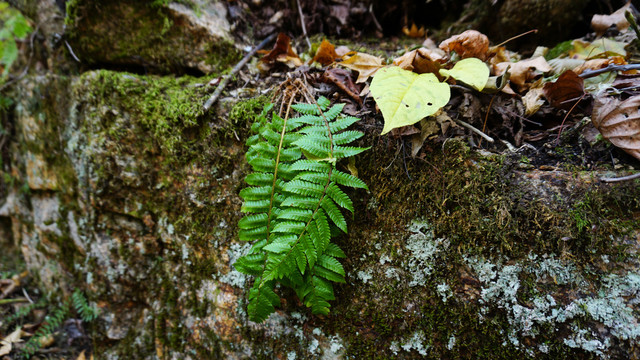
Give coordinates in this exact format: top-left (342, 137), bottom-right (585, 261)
top-left (296, 0), bottom-right (312, 51)
top-left (494, 29), bottom-right (538, 48)
top-left (369, 4), bottom-right (383, 32)
top-left (600, 172), bottom-right (640, 183)
top-left (455, 119), bottom-right (495, 143)
top-left (579, 64), bottom-right (640, 79)
top-left (0, 297), bottom-right (29, 305)
top-left (203, 33), bottom-right (277, 112)
top-left (556, 93), bottom-right (586, 144)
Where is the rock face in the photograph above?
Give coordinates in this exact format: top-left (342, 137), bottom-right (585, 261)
top-left (2, 1), bottom-right (640, 359)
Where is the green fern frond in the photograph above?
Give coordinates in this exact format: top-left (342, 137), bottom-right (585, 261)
top-left (235, 97), bottom-right (367, 322)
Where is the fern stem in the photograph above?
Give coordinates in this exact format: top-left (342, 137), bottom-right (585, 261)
top-left (254, 95), bottom-right (297, 300)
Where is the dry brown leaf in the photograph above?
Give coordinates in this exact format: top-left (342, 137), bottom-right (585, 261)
top-left (393, 48), bottom-right (444, 75)
top-left (592, 94), bottom-right (640, 160)
top-left (311, 39), bottom-right (339, 66)
top-left (403, 23), bottom-right (426, 38)
top-left (522, 87), bottom-right (546, 116)
top-left (38, 333), bottom-right (55, 348)
top-left (339, 52), bottom-right (384, 83)
top-left (0, 327), bottom-right (26, 356)
top-left (322, 68), bottom-right (362, 104)
top-left (439, 30), bottom-right (490, 60)
top-left (259, 33), bottom-right (302, 70)
top-left (494, 56), bottom-right (551, 90)
top-left (488, 46), bottom-right (515, 69)
top-left (591, 1), bottom-right (632, 36)
top-left (543, 70), bottom-right (585, 110)
top-left (572, 59), bottom-right (613, 75)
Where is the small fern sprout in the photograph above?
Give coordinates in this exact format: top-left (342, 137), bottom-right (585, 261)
top-left (72, 289), bottom-right (100, 322)
top-left (235, 93), bottom-right (368, 322)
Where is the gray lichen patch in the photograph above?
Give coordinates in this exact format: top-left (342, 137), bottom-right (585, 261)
top-left (463, 251), bottom-right (640, 356)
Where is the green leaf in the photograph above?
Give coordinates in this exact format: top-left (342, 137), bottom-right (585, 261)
top-left (0, 38), bottom-right (17, 71)
top-left (439, 58), bottom-right (489, 91)
top-left (10, 13), bottom-right (31, 39)
top-left (370, 66), bottom-right (450, 135)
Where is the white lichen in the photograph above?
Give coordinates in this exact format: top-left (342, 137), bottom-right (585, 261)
top-left (401, 330), bottom-right (429, 356)
top-left (357, 269), bottom-right (373, 284)
top-left (405, 219), bottom-right (447, 287)
top-left (436, 283), bottom-right (452, 303)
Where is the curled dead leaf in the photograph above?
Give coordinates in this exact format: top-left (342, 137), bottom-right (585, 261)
top-left (494, 56), bottom-right (551, 91)
top-left (339, 52), bottom-right (384, 83)
top-left (522, 87), bottom-right (546, 116)
top-left (0, 327), bottom-right (26, 356)
top-left (543, 70), bottom-right (585, 110)
top-left (592, 94), bottom-right (640, 161)
top-left (591, 1), bottom-right (632, 36)
top-left (439, 30), bottom-right (489, 60)
top-left (393, 48), bottom-right (444, 76)
top-left (403, 23), bottom-right (426, 38)
top-left (259, 33), bottom-right (302, 70)
top-left (322, 68), bottom-right (362, 104)
top-left (311, 39), bottom-right (339, 66)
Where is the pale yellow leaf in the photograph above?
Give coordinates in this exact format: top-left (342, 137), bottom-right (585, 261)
top-left (570, 38), bottom-right (627, 59)
top-left (439, 58), bottom-right (489, 91)
top-left (370, 66), bottom-right (450, 135)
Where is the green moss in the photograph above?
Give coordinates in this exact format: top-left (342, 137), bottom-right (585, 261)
top-left (77, 70), bottom-right (211, 157)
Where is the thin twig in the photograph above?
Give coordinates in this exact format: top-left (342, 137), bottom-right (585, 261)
top-left (22, 287), bottom-right (33, 304)
top-left (579, 64), bottom-right (640, 79)
top-left (296, 0), bottom-right (312, 51)
top-left (455, 119), bottom-right (495, 143)
top-left (65, 40), bottom-right (80, 62)
top-left (494, 29), bottom-right (538, 48)
top-left (369, 4), bottom-right (383, 32)
top-left (600, 172), bottom-right (640, 183)
top-left (401, 138), bottom-right (412, 180)
top-left (203, 33), bottom-right (277, 112)
top-left (0, 297), bottom-right (29, 305)
top-left (556, 93), bottom-right (586, 144)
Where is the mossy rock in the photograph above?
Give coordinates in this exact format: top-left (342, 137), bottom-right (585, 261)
top-left (65, 0), bottom-right (240, 74)
top-left (3, 69), bottom-right (640, 358)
